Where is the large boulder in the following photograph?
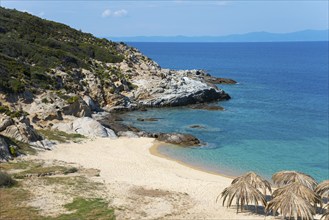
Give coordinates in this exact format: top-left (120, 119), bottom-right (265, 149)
top-left (147, 132), bottom-right (201, 147)
top-left (0, 116), bottom-right (14, 132)
top-left (83, 95), bottom-right (99, 111)
top-left (1, 123), bottom-right (42, 143)
top-left (0, 135), bottom-right (11, 161)
top-left (62, 98), bottom-right (92, 117)
top-left (53, 117), bottom-right (117, 138)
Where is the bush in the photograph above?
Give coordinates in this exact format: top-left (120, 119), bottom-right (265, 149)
top-left (64, 167), bottom-right (78, 175)
top-left (9, 146), bottom-right (17, 157)
top-left (41, 98), bottom-right (49, 103)
top-left (0, 171), bottom-right (16, 188)
top-left (66, 96), bottom-right (79, 104)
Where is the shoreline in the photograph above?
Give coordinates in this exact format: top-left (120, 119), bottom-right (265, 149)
top-left (30, 137), bottom-right (273, 219)
top-left (149, 141), bottom-right (236, 180)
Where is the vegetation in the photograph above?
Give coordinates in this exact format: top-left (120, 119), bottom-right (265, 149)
top-left (0, 171), bottom-right (16, 187)
top-left (13, 165), bottom-right (69, 179)
top-left (0, 105), bottom-right (28, 118)
top-left (66, 95), bottom-right (79, 104)
top-left (0, 186), bottom-right (42, 219)
top-left (56, 198), bottom-right (115, 220)
top-left (63, 167), bottom-right (78, 175)
top-left (0, 135), bottom-right (37, 156)
top-left (37, 129), bottom-right (85, 143)
top-left (0, 158), bottom-right (114, 220)
top-left (0, 7), bottom-right (124, 94)
top-left (0, 160), bottom-right (32, 170)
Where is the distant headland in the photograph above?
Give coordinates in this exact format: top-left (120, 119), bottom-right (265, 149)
top-left (108, 29), bottom-right (329, 42)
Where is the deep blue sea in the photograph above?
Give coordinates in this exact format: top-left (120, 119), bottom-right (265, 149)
top-left (123, 42), bottom-right (329, 182)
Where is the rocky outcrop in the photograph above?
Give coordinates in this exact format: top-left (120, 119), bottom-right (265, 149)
top-left (133, 74), bottom-right (230, 107)
top-left (62, 98), bottom-right (92, 118)
top-left (53, 117), bottom-right (117, 138)
top-left (189, 104), bottom-right (225, 111)
top-left (150, 133), bottom-right (201, 147)
top-left (204, 77), bottom-right (237, 84)
top-left (2, 123), bottom-right (42, 143)
top-left (97, 113), bottom-right (201, 146)
top-left (0, 117), bottom-right (14, 132)
top-left (0, 114), bottom-right (54, 160)
top-left (97, 114), bottom-right (140, 135)
top-left (0, 115), bottom-right (42, 143)
top-left (83, 95), bottom-right (99, 112)
top-left (189, 125), bottom-right (206, 129)
top-left (137, 118), bottom-right (160, 122)
top-left (0, 135), bottom-right (11, 161)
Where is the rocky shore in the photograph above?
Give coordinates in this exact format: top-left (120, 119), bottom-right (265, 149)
top-left (0, 61), bottom-right (235, 161)
top-left (0, 7), bottom-right (236, 161)
top-left (0, 50), bottom-right (236, 161)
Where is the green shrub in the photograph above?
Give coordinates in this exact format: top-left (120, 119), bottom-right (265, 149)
top-left (9, 145), bottom-right (17, 156)
top-left (64, 167), bottom-right (78, 175)
top-left (0, 171), bottom-right (16, 188)
top-left (66, 96), bottom-right (79, 104)
top-left (0, 105), bottom-right (28, 118)
top-left (41, 98), bottom-right (49, 103)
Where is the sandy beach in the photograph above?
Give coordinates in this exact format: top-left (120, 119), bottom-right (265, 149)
top-left (34, 137), bottom-right (274, 219)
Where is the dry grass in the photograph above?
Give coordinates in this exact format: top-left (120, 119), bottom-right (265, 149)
top-left (0, 185), bottom-right (43, 220)
top-left (0, 159), bottom-right (114, 219)
top-left (37, 129), bottom-right (85, 143)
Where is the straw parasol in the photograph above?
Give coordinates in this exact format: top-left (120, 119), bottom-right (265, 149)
top-left (315, 180), bottom-right (329, 200)
top-left (272, 170), bottom-right (318, 190)
top-left (266, 190), bottom-right (315, 220)
top-left (272, 182), bottom-right (322, 206)
top-left (219, 180), bottom-right (266, 213)
top-left (321, 204), bottom-right (329, 220)
top-left (232, 171), bottom-right (272, 195)
top-left (321, 211), bottom-right (329, 220)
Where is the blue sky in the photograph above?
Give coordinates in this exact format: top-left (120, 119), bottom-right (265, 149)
top-left (1, 1), bottom-right (328, 37)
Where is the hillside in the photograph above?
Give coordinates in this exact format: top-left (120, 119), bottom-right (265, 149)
top-left (0, 7), bottom-right (232, 161)
top-left (0, 7), bottom-right (230, 106)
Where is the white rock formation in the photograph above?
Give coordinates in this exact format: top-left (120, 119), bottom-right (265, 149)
top-left (53, 117), bottom-right (117, 138)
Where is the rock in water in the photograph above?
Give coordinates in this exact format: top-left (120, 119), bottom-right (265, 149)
top-left (152, 133), bottom-right (201, 146)
top-left (189, 104), bottom-right (225, 111)
top-left (135, 75), bottom-right (230, 107)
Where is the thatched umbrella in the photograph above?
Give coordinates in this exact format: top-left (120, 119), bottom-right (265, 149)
top-left (220, 180), bottom-right (266, 213)
top-left (321, 211), bottom-right (329, 220)
top-left (315, 180), bottom-right (329, 200)
top-left (272, 170), bottom-right (318, 190)
top-left (266, 191), bottom-right (315, 220)
top-left (232, 172), bottom-right (272, 195)
top-left (272, 182), bottom-right (322, 206)
top-left (321, 204), bottom-right (329, 220)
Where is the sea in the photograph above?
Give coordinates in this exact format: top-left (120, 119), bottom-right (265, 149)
top-left (122, 42), bottom-right (329, 182)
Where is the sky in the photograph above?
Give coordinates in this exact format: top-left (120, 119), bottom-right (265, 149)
top-left (1, 1), bottom-right (328, 37)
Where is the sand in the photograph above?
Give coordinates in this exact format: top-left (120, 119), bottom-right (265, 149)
top-left (35, 137), bottom-right (274, 219)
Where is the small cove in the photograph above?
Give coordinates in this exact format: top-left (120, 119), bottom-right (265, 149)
top-left (123, 42), bottom-right (328, 181)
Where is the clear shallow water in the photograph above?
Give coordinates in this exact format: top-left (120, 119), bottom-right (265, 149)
top-left (123, 42), bottom-right (329, 181)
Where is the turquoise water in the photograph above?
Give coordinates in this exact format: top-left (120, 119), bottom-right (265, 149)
top-left (123, 42), bottom-right (329, 181)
